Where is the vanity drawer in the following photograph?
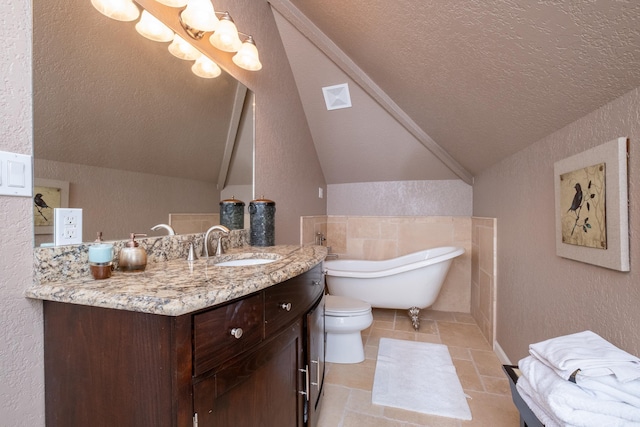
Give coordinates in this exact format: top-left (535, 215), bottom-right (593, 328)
top-left (193, 293), bottom-right (264, 376)
top-left (264, 265), bottom-right (323, 336)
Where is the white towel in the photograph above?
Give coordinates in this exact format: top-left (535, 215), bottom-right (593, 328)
top-left (576, 373), bottom-right (640, 408)
top-left (516, 375), bottom-right (564, 427)
top-left (529, 330), bottom-right (640, 382)
top-left (518, 355), bottom-right (640, 426)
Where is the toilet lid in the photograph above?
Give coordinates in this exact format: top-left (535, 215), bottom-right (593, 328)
top-left (325, 295), bottom-right (371, 316)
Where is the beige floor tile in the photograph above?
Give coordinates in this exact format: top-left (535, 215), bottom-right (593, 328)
top-left (325, 359), bottom-right (376, 390)
top-left (342, 410), bottom-right (406, 427)
top-left (437, 321), bottom-right (491, 350)
top-left (317, 384), bottom-right (350, 427)
top-left (346, 389), bottom-right (384, 417)
top-left (480, 375), bottom-right (511, 396)
top-left (453, 359), bottom-right (484, 392)
top-left (383, 406), bottom-right (462, 427)
top-left (462, 391), bottom-right (520, 427)
top-left (470, 349), bottom-right (505, 377)
top-left (320, 309), bottom-right (515, 427)
top-left (420, 309), bottom-right (456, 322)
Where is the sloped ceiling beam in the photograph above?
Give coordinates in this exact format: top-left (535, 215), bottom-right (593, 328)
top-left (269, 0), bottom-right (474, 185)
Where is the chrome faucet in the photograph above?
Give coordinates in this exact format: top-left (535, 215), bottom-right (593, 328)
top-left (203, 225), bottom-right (230, 257)
top-left (150, 224), bottom-right (176, 235)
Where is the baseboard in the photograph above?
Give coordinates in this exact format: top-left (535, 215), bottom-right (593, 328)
top-left (493, 340), bottom-right (512, 365)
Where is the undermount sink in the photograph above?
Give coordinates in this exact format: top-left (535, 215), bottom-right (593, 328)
top-left (215, 258), bottom-right (277, 267)
top-left (209, 253), bottom-right (281, 267)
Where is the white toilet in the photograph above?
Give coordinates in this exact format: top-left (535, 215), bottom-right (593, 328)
top-left (324, 294), bottom-right (373, 364)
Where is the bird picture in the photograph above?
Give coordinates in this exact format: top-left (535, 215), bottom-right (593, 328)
top-left (567, 183), bottom-right (582, 215)
top-left (34, 193), bottom-right (50, 222)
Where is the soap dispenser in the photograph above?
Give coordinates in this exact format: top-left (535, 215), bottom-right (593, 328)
top-left (119, 233), bottom-right (147, 272)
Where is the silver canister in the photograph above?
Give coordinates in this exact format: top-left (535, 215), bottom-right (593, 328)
top-left (220, 197), bottom-right (245, 230)
top-left (249, 197), bottom-right (275, 246)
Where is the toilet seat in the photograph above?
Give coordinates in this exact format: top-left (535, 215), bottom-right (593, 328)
top-left (325, 295), bottom-right (371, 317)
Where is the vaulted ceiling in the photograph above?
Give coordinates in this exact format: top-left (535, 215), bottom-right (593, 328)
top-left (271, 0), bottom-right (640, 184)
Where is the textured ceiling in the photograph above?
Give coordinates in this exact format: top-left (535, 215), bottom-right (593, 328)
top-left (274, 0), bottom-right (640, 180)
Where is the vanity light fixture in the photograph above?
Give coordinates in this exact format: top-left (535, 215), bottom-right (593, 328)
top-left (135, 10), bottom-right (174, 42)
top-left (91, 0), bottom-right (140, 21)
top-left (90, 0), bottom-right (262, 76)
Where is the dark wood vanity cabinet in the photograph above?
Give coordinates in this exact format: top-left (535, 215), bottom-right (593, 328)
top-left (43, 264), bottom-right (325, 427)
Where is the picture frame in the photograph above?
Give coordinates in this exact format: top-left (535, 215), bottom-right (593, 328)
top-left (554, 137), bottom-right (629, 271)
top-left (34, 178), bottom-right (69, 235)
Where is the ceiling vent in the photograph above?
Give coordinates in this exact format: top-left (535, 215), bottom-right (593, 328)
top-left (322, 83), bottom-right (352, 110)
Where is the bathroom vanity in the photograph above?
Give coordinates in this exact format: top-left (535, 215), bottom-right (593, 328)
top-left (28, 243), bottom-right (327, 427)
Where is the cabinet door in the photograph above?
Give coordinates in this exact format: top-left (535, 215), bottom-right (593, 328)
top-left (193, 322), bottom-right (304, 427)
top-left (306, 294), bottom-right (325, 427)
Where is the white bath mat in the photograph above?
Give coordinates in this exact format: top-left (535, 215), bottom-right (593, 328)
top-left (372, 338), bottom-right (472, 420)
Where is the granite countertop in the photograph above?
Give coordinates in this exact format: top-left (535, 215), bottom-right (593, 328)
top-left (26, 245), bottom-right (328, 316)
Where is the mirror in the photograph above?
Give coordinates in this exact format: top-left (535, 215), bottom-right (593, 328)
top-left (33, 0), bottom-right (254, 246)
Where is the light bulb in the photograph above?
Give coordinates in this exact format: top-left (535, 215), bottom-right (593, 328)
top-left (169, 34), bottom-right (201, 60)
top-left (232, 37), bottom-right (262, 71)
top-left (191, 55), bottom-right (222, 78)
top-left (135, 10), bottom-right (175, 42)
top-left (209, 13), bottom-right (242, 52)
top-left (180, 0), bottom-right (219, 33)
top-left (91, 0), bottom-right (140, 21)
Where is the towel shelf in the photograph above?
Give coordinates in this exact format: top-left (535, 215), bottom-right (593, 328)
top-left (503, 365), bottom-right (545, 427)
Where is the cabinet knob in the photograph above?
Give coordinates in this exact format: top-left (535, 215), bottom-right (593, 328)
top-left (230, 327), bottom-right (243, 339)
top-left (280, 302), bottom-right (292, 312)
top-left (312, 280), bottom-right (321, 286)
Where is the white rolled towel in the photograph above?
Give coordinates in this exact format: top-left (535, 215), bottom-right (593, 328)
top-left (529, 330), bottom-right (640, 382)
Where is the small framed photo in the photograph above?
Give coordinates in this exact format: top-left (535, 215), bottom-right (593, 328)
top-left (34, 178), bottom-right (69, 235)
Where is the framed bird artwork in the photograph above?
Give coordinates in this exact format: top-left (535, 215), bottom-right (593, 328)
top-left (34, 178), bottom-right (69, 235)
top-left (553, 137), bottom-right (629, 272)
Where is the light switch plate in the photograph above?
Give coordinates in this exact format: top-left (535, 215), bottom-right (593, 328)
top-left (54, 208), bottom-right (83, 246)
top-left (0, 150), bottom-right (33, 197)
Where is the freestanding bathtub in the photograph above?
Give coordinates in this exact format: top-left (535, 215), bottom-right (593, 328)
top-left (323, 246), bottom-right (465, 330)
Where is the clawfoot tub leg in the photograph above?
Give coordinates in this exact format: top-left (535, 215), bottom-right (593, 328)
top-left (408, 307), bottom-right (420, 330)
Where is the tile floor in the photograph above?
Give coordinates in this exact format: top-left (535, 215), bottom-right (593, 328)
top-left (317, 308), bottom-right (521, 426)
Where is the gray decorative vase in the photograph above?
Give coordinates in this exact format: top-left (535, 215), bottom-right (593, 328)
top-left (249, 197), bottom-right (275, 246)
top-left (220, 197), bottom-right (245, 230)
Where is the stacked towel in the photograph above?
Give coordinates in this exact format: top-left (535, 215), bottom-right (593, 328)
top-left (517, 331), bottom-right (640, 427)
top-left (530, 331), bottom-right (640, 382)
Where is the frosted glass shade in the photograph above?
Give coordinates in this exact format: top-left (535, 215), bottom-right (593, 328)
top-left (135, 10), bottom-right (174, 42)
top-left (209, 15), bottom-right (242, 52)
top-left (180, 0), bottom-right (219, 32)
top-left (91, 0), bottom-right (140, 21)
top-left (168, 34), bottom-right (201, 60)
top-left (232, 38), bottom-right (262, 71)
top-left (191, 55), bottom-right (222, 78)
top-left (154, 0), bottom-right (188, 6)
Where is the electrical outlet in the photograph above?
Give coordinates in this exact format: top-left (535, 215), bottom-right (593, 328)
top-left (318, 187), bottom-right (324, 199)
top-left (54, 208), bottom-right (83, 246)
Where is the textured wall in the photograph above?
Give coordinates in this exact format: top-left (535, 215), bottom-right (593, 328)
top-left (474, 87), bottom-right (640, 362)
top-left (327, 180), bottom-right (472, 216)
top-left (0, 1), bottom-right (45, 425)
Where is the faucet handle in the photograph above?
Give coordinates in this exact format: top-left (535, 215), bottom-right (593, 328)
top-left (187, 242), bottom-right (197, 261)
